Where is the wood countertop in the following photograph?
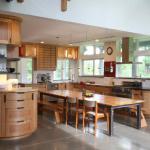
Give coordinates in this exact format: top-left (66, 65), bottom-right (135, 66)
top-left (0, 87), bottom-right (38, 93)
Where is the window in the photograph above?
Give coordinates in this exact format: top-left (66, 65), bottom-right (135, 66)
top-left (95, 46), bottom-right (104, 54)
top-left (83, 46), bottom-right (94, 55)
top-left (82, 59), bottom-right (104, 76)
top-left (136, 56), bottom-right (150, 78)
top-left (20, 58), bottom-right (32, 83)
top-left (79, 44), bottom-right (104, 76)
top-left (54, 59), bottom-right (70, 81)
top-left (116, 64), bottom-right (132, 78)
top-left (82, 45), bottom-right (104, 56)
top-left (138, 41), bottom-right (150, 51)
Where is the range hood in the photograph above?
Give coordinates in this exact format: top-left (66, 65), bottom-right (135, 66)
top-left (116, 37), bottom-right (142, 64)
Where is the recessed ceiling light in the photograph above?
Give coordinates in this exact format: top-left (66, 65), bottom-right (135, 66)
top-left (95, 39), bottom-right (99, 42)
top-left (69, 43), bottom-right (73, 46)
top-left (40, 41), bottom-right (44, 44)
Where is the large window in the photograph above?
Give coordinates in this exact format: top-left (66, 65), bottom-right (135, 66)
top-left (81, 59), bottom-right (104, 76)
top-left (79, 44), bottom-right (104, 76)
top-left (116, 64), bottom-right (132, 78)
top-left (82, 45), bottom-right (104, 56)
top-left (136, 56), bottom-right (150, 78)
top-left (116, 38), bottom-right (150, 78)
top-left (20, 58), bottom-right (32, 83)
top-left (54, 59), bottom-right (70, 81)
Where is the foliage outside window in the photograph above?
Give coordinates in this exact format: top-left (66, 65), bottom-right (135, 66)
top-left (82, 59), bottom-right (104, 76)
top-left (116, 64), bottom-right (132, 78)
top-left (54, 59), bottom-right (70, 81)
top-left (82, 45), bottom-right (104, 56)
top-left (116, 38), bottom-right (150, 78)
top-left (136, 56), bottom-right (150, 78)
top-left (79, 44), bottom-right (104, 76)
top-left (20, 58), bottom-right (32, 83)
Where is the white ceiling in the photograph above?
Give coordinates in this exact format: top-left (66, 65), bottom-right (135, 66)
top-left (7, 13), bottom-right (144, 45)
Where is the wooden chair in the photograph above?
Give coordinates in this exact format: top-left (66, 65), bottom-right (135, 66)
top-left (66, 98), bottom-right (83, 129)
top-left (131, 90), bottom-right (147, 128)
top-left (83, 99), bottom-right (108, 135)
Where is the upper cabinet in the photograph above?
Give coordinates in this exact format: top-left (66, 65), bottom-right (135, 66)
top-left (34, 44), bottom-right (57, 71)
top-left (0, 14), bottom-right (22, 45)
top-left (19, 44), bottom-right (38, 57)
top-left (57, 47), bottom-right (78, 59)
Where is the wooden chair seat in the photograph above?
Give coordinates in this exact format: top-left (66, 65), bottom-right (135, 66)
top-left (86, 111), bottom-right (105, 118)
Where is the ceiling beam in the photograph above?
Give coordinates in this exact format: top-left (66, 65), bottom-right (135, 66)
top-left (61, 0), bottom-right (67, 12)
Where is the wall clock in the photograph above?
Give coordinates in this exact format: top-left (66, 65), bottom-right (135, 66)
top-left (106, 47), bottom-right (113, 55)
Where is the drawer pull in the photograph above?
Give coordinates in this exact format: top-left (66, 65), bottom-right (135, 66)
top-left (17, 100), bottom-right (24, 102)
top-left (17, 120), bottom-right (25, 123)
top-left (16, 92), bottom-right (25, 94)
top-left (17, 107), bottom-right (24, 109)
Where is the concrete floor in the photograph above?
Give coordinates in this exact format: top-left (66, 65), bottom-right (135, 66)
top-left (0, 115), bottom-right (150, 150)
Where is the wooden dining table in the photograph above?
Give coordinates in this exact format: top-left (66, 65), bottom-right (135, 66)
top-left (39, 89), bottom-right (144, 136)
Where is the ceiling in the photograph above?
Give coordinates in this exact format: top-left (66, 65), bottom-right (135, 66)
top-left (2, 12), bottom-right (143, 45)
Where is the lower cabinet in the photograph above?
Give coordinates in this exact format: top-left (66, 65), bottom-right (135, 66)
top-left (0, 94), bottom-right (2, 137)
top-left (0, 91), bottom-right (37, 138)
top-left (143, 91), bottom-right (150, 115)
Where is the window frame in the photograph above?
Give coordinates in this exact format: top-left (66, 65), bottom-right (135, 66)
top-left (53, 59), bottom-right (71, 81)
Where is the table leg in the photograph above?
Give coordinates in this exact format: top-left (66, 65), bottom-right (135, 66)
top-left (39, 93), bottom-right (44, 115)
top-left (108, 107), bottom-right (114, 136)
top-left (136, 104), bottom-right (141, 129)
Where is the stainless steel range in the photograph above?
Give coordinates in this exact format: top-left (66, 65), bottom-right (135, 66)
top-left (112, 81), bottom-right (142, 98)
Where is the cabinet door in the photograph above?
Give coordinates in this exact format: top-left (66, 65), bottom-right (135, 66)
top-left (50, 47), bottom-right (56, 70)
top-left (20, 44), bottom-right (37, 57)
top-left (11, 20), bottom-right (21, 45)
top-left (0, 94), bottom-right (2, 137)
top-left (143, 91), bottom-right (150, 115)
top-left (0, 19), bottom-right (11, 44)
top-left (36, 45), bottom-right (56, 70)
top-left (57, 47), bottom-right (66, 58)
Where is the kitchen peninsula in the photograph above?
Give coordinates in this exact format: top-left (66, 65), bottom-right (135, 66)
top-left (0, 87), bottom-right (37, 139)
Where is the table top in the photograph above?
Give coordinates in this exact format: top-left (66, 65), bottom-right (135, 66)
top-left (39, 90), bottom-right (144, 107)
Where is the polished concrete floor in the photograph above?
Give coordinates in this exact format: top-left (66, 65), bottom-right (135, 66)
top-left (0, 115), bottom-right (150, 150)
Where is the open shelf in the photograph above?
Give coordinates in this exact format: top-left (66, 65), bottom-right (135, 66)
top-left (0, 72), bottom-right (20, 75)
top-left (7, 58), bottom-right (20, 62)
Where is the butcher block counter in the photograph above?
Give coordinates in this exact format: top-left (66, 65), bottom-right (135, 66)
top-left (0, 87), bottom-right (38, 139)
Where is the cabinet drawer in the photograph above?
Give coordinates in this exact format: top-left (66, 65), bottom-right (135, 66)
top-left (6, 93), bottom-right (33, 101)
top-left (6, 108), bottom-right (32, 122)
top-left (5, 99), bottom-right (32, 109)
top-left (6, 120), bottom-right (31, 137)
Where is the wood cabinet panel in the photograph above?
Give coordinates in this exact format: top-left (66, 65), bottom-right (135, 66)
top-left (19, 44), bottom-right (37, 57)
top-left (143, 91), bottom-right (150, 115)
top-left (0, 19), bottom-right (11, 44)
top-left (5, 99), bottom-right (32, 109)
top-left (0, 15), bottom-right (21, 45)
top-left (57, 47), bottom-right (78, 59)
top-left (0, 91), bottom-right (37, 138)
top-left (0, 94), bottom-right (2, 137)
top-left (6, 120), bottom-right (31, 137)
top-left (35, 45), bottom-right (56, 70)
top-left (11, 20), bottom-right (21, 45)
top-left (6, 108), bottom-right (32, 122)
top-left (6, 92), bottom-right (32, 101)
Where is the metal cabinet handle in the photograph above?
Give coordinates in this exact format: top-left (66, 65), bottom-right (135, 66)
top-left (17, 120), bottom-right (25, 123)
top-left (17, 100), bottom-right (24, 102)
top-left (17, 107), bottom-right (24, 109)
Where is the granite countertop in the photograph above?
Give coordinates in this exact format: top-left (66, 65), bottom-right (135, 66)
top-left (0, 87), bottom-right (38, 93)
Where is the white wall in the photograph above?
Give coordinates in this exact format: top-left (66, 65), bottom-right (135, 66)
top-left (0, 0), bottom-right (150, 35)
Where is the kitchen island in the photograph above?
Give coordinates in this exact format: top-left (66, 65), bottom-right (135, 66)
top-left (0, 87), bottom-right (38, 139)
